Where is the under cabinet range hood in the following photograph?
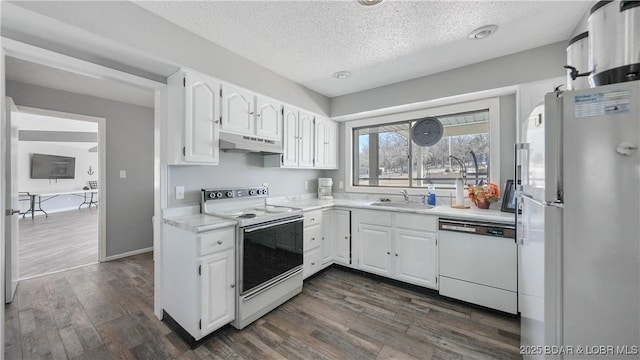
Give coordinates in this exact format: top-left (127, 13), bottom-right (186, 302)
top-left (218, 132), bottom-right (283, 154)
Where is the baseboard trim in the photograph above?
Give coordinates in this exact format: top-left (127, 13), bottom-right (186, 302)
top-left (104, 247), bottom-right (153, 261)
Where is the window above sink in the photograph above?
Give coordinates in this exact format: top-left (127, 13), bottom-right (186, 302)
top-left (345, 97), bottom-right (501, 195)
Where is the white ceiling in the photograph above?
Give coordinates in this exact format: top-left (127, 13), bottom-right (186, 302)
top-left (134, 0), bottom-right (591, 97)
top-left (6, 57), bottom-right (155, 108)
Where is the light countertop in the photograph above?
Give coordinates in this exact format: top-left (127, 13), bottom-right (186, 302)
top-left (163, 213), bottom-right (237, 233)
top-left (269, 198), bottom-right (515, 225)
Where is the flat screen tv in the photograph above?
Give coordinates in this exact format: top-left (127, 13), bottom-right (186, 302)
top-left (31, 153), bottom-right (76, 179)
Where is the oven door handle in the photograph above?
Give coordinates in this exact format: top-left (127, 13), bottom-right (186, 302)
top-left (243, 217), bottom-right (303, 233)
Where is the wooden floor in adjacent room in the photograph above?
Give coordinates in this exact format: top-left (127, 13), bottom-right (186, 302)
top-left (19, 207), bottom-right (98, 279)
top-left (4, 252), bottom-right (522, 360)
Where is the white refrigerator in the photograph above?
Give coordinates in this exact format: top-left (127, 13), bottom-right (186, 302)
top-left (517, 81), bottom-right (639, 359)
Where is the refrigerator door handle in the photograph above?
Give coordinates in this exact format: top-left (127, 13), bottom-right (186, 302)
top-left (521, 194), bottom-right (564, 208)
top-left (514, 143), bottom-right (529, 191)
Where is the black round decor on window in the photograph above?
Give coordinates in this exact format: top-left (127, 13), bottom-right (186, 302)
top-left (411, 117), bottom-right (444, 147)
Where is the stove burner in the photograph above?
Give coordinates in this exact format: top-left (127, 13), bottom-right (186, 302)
top-left (237, 213), bottom-right (257, 219)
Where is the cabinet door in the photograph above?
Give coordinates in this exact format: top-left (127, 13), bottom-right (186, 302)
top-left (303, 222), bottom-right (322, 251)
top-left (321, 210), bottom-right (334, 267)
top-left (394, 229), bottom-right (438, 289)
top-left (314, 117), bottom-right (329, 168)
top-left (200, 249), bottom-right (235, 336)
top-left (358, 224), bottom-right (393, 277)
top-left (184, 72), bottom-right (221, 164)
top-left (334, 209), bottom-right (351, 266)
top-left (282, 106), bottom-right (299, 167)
top-left (221, 84), bottom-right (254, 136)
top-left (326, 119), bottom-right (338, 169)
top-left (255, 95), bottom-right (282, 141)
top-left (298, 110), bottom-right (315, 168)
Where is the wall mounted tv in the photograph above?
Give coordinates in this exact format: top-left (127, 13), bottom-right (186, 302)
top-left (30, 153), bottom-right (76, 179)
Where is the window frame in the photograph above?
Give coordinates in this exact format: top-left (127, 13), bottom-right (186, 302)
top-left (344, 97), bottom-right (500, 196)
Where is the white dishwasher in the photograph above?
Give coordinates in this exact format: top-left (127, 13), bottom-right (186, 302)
top-left (438, 218), bottom-right (517, 314)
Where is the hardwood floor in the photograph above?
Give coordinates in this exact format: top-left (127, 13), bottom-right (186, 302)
top-left (19, 208), bottom-right (98, 279)
top-left (4, 253), bottom-right (522, 359)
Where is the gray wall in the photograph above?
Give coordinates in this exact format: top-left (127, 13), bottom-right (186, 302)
top-left (168, 152), bottom-right (323, 207)
top-left (331, 42), bottom-right (566, 117)
top-left (6, 80), bottom-right (154, 257)
top-left (3, 1), bottom-right (330, 116)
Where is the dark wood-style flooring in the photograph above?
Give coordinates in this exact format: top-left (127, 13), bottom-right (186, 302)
top-left (4, 252), bottom-right (522, 359)
top-left (19, 208), bottom-right (98, 279)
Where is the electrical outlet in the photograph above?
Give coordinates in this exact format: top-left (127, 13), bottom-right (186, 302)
top-left (119, 170), bottom-right (126, 178)
top-left (339, 181), bottom-right (344, 189)
top-left (262, 183), bottom-right (268, 187)
top-left (176, 186), bottom-right (185, 200)
top-left (304, 181), bottom-right (309, 190)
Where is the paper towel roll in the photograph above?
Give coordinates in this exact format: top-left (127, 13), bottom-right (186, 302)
top-left (455, 179), bottom-right (464, 205)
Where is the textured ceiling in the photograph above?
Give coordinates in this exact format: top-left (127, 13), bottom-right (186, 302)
top-left (134, 0), bottom-right (591, 97)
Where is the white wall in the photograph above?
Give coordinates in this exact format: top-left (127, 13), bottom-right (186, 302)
top-left (168, 152), bottom-right (324, 207)
top-left (18, 141), bottom-right (98, 213)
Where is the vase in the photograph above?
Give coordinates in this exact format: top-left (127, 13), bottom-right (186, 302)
top-left (474, 199), bottom-right (490, 209)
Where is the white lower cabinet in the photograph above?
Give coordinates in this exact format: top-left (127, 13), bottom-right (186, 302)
top-left (353, 210), bottom-right (438, 289)
top-left (303, 210), bottom-right (323, 279)
top-left (162, 223), bottom-right (236, 341)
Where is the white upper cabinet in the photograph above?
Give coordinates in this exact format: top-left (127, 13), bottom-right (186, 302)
top-left (314, 117), bottom-right (338, 169)
top-left (255, 95), bottom-right (283, 141)
top-left (221, 84), bottom-right (255, 136)
top-left (167, 69), bottom-right (221, 165)
top-left (267, 106), bottom-right (315, 168)
top-left (221, 84), bottom-right (283, 142)
top-left (298, 110), bottom-right (315, 168)
top-left (282, 106), bottom-right (299, 167)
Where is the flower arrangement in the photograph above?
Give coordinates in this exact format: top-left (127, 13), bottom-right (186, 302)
top-left (468, 183), bottom-right (500, 209)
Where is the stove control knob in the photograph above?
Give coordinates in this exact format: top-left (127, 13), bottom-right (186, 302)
top-left (249, 190), bottom-right (256, 196)
top-left (226, 191), bottom-right (233, 198)
top-left (216, 192), bottom-right (223, 198)
top-left (258, 189), bottom-right (264, 195)
top-left (208, 193), bottom-right (215, 199)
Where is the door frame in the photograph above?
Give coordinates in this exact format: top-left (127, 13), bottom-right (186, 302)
top-left (12, 105), bottom-right (107, 263)
top-left (1, 38), bottom-right (168, 329)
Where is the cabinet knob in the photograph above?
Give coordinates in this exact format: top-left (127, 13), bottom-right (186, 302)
top-left (311, 237), bottom-right (315, 241)
top-left (344, 236), bottom-right (348, 239)
top-left (249, 111), bottom-right (254, 115)
top-left (217, 240), bottom-right (223, 245)
top-left (311, 262), bottom-right (315, 266)
top-left (230, 284), bottom-right (235, 288)
top-left (386, 251), bottom-right (391, 255)
top-left (395, 253), bottom-right (398, 257)
top-left (214, 120), bottom-right (219, 124)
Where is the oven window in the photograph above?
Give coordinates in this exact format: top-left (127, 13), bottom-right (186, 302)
top-left (242, 219), bottom-right (303, 294)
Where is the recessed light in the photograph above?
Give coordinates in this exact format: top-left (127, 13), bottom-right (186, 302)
top-left (333, 71), bottom-right (351, 79)
top-left (357, 0), bottom-right (383, 6)
top-left (468, 25), bottom-right (498, 40)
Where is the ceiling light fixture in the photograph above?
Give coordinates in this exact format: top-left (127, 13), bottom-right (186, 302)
top-left (468, 25), bottom-right (499, 40)
top-left (357, 0), bottom-right (383, 6)
top-left (333, 71), bottom-right (351, 79)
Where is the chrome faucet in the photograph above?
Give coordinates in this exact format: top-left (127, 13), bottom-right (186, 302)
top-left (400, 190), bottom-right (409, 203)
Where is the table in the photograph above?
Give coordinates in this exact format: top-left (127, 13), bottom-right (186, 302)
top-left (21, 190), bottom-right (99, 219)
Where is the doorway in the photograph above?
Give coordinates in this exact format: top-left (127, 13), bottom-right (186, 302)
top-left (12, 107), bottom-right (106, 279)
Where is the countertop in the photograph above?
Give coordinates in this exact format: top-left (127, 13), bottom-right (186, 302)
top-left (269, 198), bottom-right (515, 225)
top-left (163, 213), bottom-right (237, 233)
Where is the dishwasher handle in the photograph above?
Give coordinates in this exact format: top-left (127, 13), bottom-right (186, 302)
top-left (439, 220), bottom-right (515, 239)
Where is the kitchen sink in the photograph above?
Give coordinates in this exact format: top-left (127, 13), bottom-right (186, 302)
top-left (369, 202), bottom-right (434, 210)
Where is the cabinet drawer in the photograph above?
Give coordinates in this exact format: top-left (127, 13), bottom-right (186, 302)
top-left (304, 210), bottom-right (323, 227)
top-left (303, 248), bottom-right (322, 279)
top-left (355, 209), bottom-right (392, 227)
top-left (395, 214), bottom-right (436, 232)
top-left (199, 227), bottom-right (235, 256)
top-left (303, 223), bottom-right (322, 251)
